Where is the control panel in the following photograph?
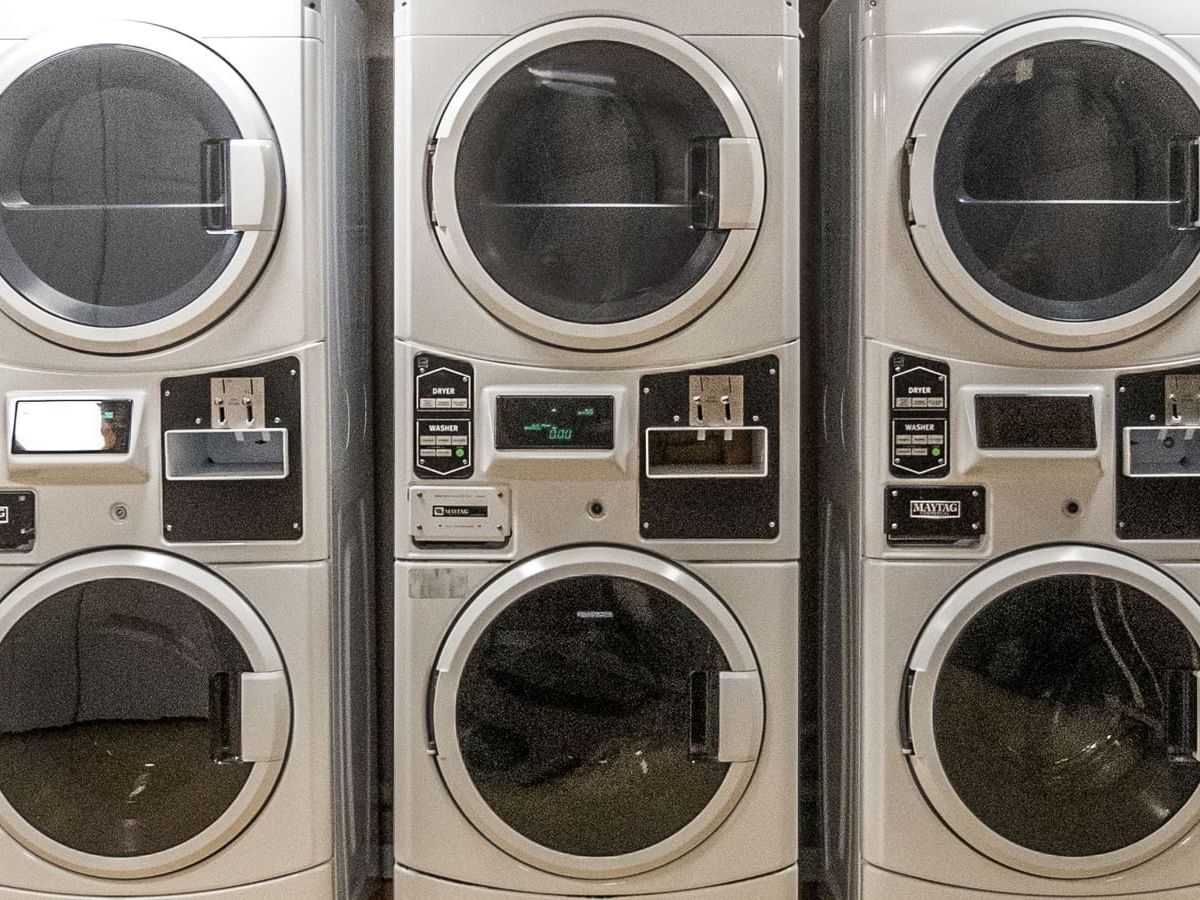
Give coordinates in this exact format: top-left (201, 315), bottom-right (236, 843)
top-left (890, 353), bottom-right (949, 478)
top-left (414, 354), bottom-right (473, 479)
top-left (495, 395), bottom-right (615, 450)
top-left (161, 357), bottom-right (303, 543)
top-left (1117, 366), bottom-right (1200, 539)
top-left (639, 356), bottom-right (779, 541)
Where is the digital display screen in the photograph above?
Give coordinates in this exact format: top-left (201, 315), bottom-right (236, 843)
top-left (975, 395), bottom-right (1096, 450)
top-left (495, 396), bottom-right (615, 450)
top-left (12, 400), bottom-right (133, 454)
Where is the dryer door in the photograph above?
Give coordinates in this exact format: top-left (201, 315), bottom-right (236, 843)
top-left (430, 17), bottom-right (765, 351)
top-left (908, 18), bottom-right (1200, 348)
top-left (906, 545), bottom-right (1200, 879)
top-left (0, 22), bottom-right (283, 354)
top-left (429, 546), bottom-right (764, 879)
top-left (0, 549), bottom-right (290, 879)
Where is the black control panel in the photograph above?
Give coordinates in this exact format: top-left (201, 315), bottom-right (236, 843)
top-left (639, 355), bottom-right (779, 541)
top-left (161, 357), bottom-right (303, 543)
top-left (890, 353), bottom-right (949, 479)
top-left (414, 354), bottom-right (473, 479)
top-left (0, 491), bottom-right (34, 552)
top-left (886, 485), bottom-right (985, 546)
top-left (1116, 366), bottom-right (1200, 540)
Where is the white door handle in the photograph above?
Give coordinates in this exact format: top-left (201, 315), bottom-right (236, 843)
top-left (240, 670), bottom-right (290, 762)
top-left (716, 137), bottom-right (765, 231)
top-left (716, 670), bottom-right (764, 763)
top-left (227, 139), bottom-right (283, 232)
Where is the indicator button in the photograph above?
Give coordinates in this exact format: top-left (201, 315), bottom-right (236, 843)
top-left (451, 398), bottom-right (469, 409)
top-left (419, 399), bottom-right (436, 409)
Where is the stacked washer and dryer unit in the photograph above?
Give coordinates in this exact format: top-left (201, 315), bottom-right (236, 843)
top-left (822, 2), bottom-right (1200, 899)
top-left (394, 1), bottom-right (801, 896)
top-left (0, 3), bottom-right (374, 899)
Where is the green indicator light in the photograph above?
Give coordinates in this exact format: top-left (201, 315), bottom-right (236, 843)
top-left (455, 447), bottom-right (465, 458)
top-left (102, 411), bottom-right (115, 420)
top-left (931, 447), bottom-right (941, 457)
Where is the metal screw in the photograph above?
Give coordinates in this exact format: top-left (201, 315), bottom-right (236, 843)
top-left (290, 369), bottom-right (297, 377)
top-left (416, 491), bottom-right (424, 499)
top-left (110, 504), bottom-right (128, 522)
top-left (273, 417), bottom-right (281, 425)
top-left (891, 522), bottom-right (898, 530)
top-left (496, 524), bottom-right (504, 531)
top-left (769, 368), bottom-right (777, 376)
top-left (673, 415), bottom-right (680, 423)
top-left (894, 458), bottom-right (901, 464)
top-left (891, 490), bottom-right (899, 498)
top-left (497, 492), bottom-right (504, 499)
top-left (768, 521), bottom-right (776, 529)
top-left (165, 524), bottom-right (173, 532)
top-left (642, 522), bottom-right (650, 529)
top-left (752, 414), bottom-right (760, 423)
top-left (17, 495), bottom-right (26, 503)
top-left (194, 417), bottom-right (203, 425)
top-left (1119, 386), bottom-right (1126, 393)
top-left (293, 522), bottom-right (301, 531)
top-left (971, 490), bottom-right (979, 498)
top-left (1150, 414), bottom-right (1157, 422)
top-left (163, 390), bottom-right (171, 397)
top-left (1118, 520), bottom-right (1126, 529)
top-left (416, 524), bottom-right (423, 530)
top-left (642, 387), bottom-right (650, 395)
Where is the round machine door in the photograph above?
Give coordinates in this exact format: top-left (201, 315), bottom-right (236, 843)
top-left (0, 549), bottom-right (290, 879)
top-left (0, 22), bottom-right (284, 354)
top-left (430, 18), bottom-right (766, 351)
top-left (906, 546), bottom-right (1200, 878)
top-left (908, 18), bottom-right (1200, 348)
top-left (429, 547), bottom-right (765, 878)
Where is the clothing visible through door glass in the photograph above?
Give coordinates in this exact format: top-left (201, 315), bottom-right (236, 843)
top-left (454, 40), bottom-right (732, 326)
top-left (934, 41), bottom-right (1200, 322)
top-left (0, 45), bottom-right (243, 329)
top-left (0, 579), bottom-right (253, 857)
top-left (455, 575), bottom-right (731, 856)
top-left (932, 574), bottom-right (1200, 856)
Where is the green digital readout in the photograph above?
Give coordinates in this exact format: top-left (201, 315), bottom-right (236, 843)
top-left (495, 396), bottom-right (615, 450)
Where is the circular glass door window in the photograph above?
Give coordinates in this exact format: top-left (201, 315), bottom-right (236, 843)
top-left (933, 41), bottom-right (1200, 324)
top-left (0, 45), bottom-right (243, 329)
top-left (432, 20), bottom-right (765, 350)
top-left (454, 40), bottom-right (729, 326)
top-left (931, 573), bottom-right (1200, 859)
top-left (453, 574), bottom-right (731, 857)
top-left (0, 578), bottom-right (253, 858)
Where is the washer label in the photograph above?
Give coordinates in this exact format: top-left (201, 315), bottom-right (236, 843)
top-left (909, 499), bottom-right (961, 519)
top-left (890, 353), bottom-right (950, 479)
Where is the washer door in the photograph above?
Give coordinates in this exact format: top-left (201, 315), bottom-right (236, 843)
top-left (430, 547), bottom-right (764, 878)
top-left (0, 22), bottom-right (283, 354)
top-left (0, 549), bottom-right (290, 879)
top-left (908, 18), bottom-right (1200, 348)
top-left (906, 546), bottom-right (1200, 878)
top-left (430, 17), bottom-right (765, 351)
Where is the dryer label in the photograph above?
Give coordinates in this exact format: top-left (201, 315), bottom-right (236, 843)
top-left (890, 353), bottom-right (950, 479)
top-left (414, 354), bottom-right (474, 479)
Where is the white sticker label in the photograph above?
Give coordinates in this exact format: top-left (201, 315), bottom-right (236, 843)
top-left (0, 507), bottom-right (7, 525)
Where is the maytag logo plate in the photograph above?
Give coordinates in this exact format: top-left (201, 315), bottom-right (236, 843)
top-left (909, 499), bottom-right (961, 519)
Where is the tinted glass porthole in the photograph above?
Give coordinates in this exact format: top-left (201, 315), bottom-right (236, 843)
top-left (0, 579), bottom-right (253, 857)
top-left (933, 41), bottom-right (1200, 323)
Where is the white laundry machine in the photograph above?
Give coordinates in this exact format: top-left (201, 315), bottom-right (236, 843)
top-left (0, 0), bottom-right (360, 365)
top-left (393, 351), bottom-right (800, 897)
top-left (0, 1), bottom-right (375, 897)
top-left (820, 1), bottom-right (1200, 898)
top-left (394, 0), bottom-right (800, 363)
top-left (395, 546), bottom-right (799, 898)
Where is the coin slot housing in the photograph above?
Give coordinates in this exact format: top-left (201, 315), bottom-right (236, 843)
top-left (645, 426), bottom-right (767, 479)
